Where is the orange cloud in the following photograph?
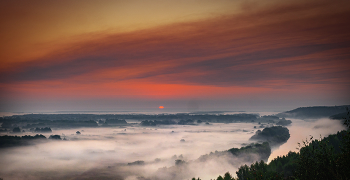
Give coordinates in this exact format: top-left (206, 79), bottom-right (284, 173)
top-left (1, 0), bottom-right (350, 111)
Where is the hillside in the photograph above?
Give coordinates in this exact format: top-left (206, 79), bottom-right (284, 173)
top-left (276, 105), bottom-right (349, 119)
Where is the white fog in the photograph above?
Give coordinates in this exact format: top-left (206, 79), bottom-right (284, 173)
top-left (0, 113), bottom-right (346, 180)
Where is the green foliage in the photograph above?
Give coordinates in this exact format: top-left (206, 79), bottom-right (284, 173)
top-left (268, 151), bottom-right (298, 178)
top-left (127, 160), bottom-right (145, 166)
top-left (229, 142), bottom-right (270, 154)
top-left (213, 129), bottom-right (349, 180)
top-left (0, 134), bottom-right (47, 148)
top-left (22, 134), bottom-right (46, 140)
top-left (214, 172), bottom-right (235, 180)
top-left (337, 108), bottom-right (350, 179)
top-left (236, 160), bottom-right (282, 180)
top-left (295, 108), bottom-right (350, 180)
top-left (216, 175), bottom-right (224, 180)
top-left (223, 172), bottom-right (234, 180)
top-left (343, 107), bottom-right (350, 128)
top-left (228, 142), bottom-right (271, 162)
top-left (295, 132), bottom-right (349, 179)
top-left (49, 135), bottom-right (61, 140)
top-left (140, 120), bottom-right (176, 126)
top-left (198, 142), bottom-right (272, 164)
top-left (34, 127), bottom-right (52, 132)
top-left (276, 118), bottom-right (292, 126)
top-left (175, 159), bottom-right (185, 166)
top-left (250, 126), bottom-right (290, 146)
top-left (196, 109), bottom-right (350, 180)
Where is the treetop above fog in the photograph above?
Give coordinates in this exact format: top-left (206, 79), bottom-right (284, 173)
top-left (250, 126), bottom-right (290, 146)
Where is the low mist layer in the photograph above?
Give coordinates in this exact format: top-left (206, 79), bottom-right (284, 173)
top-left (0, 113), bottom-right (346, 180)
top-left (0, 123), bottom-right (257, 179)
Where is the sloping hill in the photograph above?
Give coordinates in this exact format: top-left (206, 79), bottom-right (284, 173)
top-left (276, 105), bottom-right (349, 119)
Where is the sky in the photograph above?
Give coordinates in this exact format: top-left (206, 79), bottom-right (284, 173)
top-left (1, 0), bottom-right (350, 112)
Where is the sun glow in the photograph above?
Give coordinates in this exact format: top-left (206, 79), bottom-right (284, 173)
top-left (159, 106), bottom-right (164, 109)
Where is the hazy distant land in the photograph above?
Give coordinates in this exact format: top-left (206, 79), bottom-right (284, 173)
top-left (276, 105), bottom-right (350, 119)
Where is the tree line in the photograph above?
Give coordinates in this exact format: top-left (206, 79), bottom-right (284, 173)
top-left (193, 110), bottom-right (350, 180)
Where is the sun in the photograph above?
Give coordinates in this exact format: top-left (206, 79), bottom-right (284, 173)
top-left (159, 106), bottom-right (164, 109)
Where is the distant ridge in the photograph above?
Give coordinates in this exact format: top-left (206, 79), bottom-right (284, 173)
top-left (276, 105), bottom-right (350, 119)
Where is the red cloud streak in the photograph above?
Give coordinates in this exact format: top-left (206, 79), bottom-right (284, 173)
top-left (0, 0), bottom-right (349, 107)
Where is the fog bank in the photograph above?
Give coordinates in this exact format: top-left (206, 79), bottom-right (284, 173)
top-left (0, 116), bottom-right (346, 179)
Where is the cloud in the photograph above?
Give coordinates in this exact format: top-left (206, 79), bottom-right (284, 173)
top-left (0, 0), bottom-right (349, 112)
top-left (1, 0), bottom-right (350, 88)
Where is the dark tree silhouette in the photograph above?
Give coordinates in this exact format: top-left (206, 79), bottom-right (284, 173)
top-left (49, 135), bottom-right (61, 140)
